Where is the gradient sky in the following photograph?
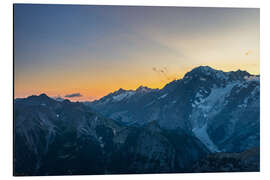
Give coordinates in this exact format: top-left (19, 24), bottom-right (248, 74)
top-left (14, 4), bottom-right (260, 101)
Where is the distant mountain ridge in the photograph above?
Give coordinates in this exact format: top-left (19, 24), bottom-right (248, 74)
top-left (91, 66), bottom-right (258, 105)
top-left (89, 66), bottom-right (260, 153)
top-left (91, 66), bottom-right (258, 103)
top-left (14, 93), bottom-right (210, 175)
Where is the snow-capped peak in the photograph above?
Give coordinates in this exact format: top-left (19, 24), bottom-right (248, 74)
top-left (135, 86), bottom-right (155, 93)
top-left (112, 91), bottom-right (135, 101)
top-left (183, 66), bottom-right (228, 81)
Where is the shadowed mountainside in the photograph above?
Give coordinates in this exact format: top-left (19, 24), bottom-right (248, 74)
top-left (14, 66), bottom-right (260, 175)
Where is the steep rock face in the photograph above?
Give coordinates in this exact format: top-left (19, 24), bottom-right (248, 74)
top-left (14, 94), bottom-right (122, 175)
top-left (108, 122), bottom-right (209, 174)
top-left (206, 80), bottom-right (260, 152)
top-left (14, 94), bottom-right (209, 175)
top-left (189, 73), bottom-right (260, 152)
top-left (89, 66), bottom-right (260, 153)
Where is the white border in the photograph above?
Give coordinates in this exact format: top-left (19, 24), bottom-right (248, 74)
top-left (1, 0), bottom-right (269, 179)
top-left (12, 0), bottom-right (261, 8)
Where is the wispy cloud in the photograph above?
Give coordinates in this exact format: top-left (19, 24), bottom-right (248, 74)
top-left (152, 67), bottom-right (179, 81)
top-left (65, 93), bottom-right (82, 98)
top-left (152, 67), bottom-right (169, 79)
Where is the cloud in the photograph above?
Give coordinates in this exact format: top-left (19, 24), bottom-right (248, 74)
top-left (65, 93), bottom-right (83, 98)
top-left (152, 66), bottom-right (178, 81)
top-left (152, 67), bottom-right (170, 80)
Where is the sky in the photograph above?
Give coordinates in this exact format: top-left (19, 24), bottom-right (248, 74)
top-left (14, 4), bottom-right (260, 101)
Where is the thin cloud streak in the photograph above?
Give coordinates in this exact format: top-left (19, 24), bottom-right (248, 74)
top-left (65, 93), bottom-right (83, 98)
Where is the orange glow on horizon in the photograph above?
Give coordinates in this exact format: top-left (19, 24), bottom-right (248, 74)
top-left (14, 6), bottom-right (259, 102)
top-left (14, 62), bottom-right (259, 102)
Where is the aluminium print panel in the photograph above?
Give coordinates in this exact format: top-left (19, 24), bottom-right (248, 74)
top-left (13, 4), bottom-right (260, 176)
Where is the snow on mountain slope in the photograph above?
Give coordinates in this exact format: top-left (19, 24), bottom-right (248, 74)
top-left (189, 81), bottom-right (240, 152)
top-left (192, 124), bottom-right (220, 153)
top-left (88, 66), bottom-right (260, 153)
top-left (92, 86), bottom-right (158, 106)
top-left (112, 91), bottom-right (135, 101)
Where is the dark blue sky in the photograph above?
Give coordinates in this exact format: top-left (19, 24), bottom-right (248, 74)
top-left (14, 4), bottom-right (259, 100)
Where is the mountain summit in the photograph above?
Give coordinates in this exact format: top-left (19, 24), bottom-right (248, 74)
top-left (89, 66), bottom-right (259, 153)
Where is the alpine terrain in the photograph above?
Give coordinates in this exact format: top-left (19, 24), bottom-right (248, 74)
top-left (14, 66), bottom-right (260, 175)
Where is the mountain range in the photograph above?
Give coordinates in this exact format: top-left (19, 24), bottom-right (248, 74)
top-left (14, 66), bottom-right (260, 175)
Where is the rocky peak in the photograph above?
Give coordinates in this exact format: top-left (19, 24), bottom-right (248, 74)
top-left (24, 93), bottom-right (55, 104)
top-left (184, 66), bottom-right (227, 81)
top-left (135, 86), bottom-right (155, 93)
top-left (228, 70), bottom-right (251, 81)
